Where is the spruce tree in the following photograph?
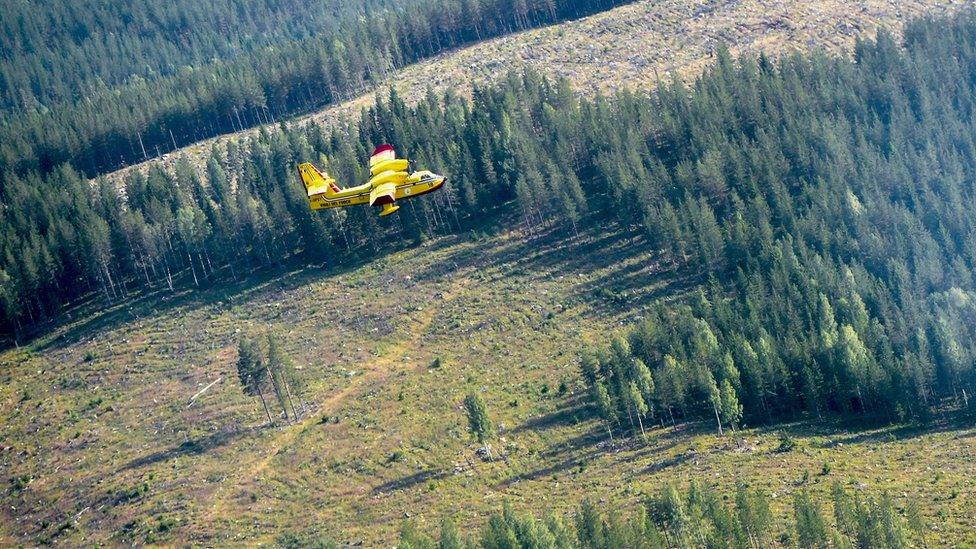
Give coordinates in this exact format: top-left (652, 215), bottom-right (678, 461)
top-left (720, 379), bottom-right (743, 432)
top-left (592, 381), bottom-right (617, 444)
top-left (627, 381), bottom-right (648, 438)
top-left (236, 336), bottom-right (274, 425)
top-left (794, 491), bottom-right (828, 549)
top-left (463, 392), bottom-right (496, 458)
top-left (266, 335), bottom-right (294, 423)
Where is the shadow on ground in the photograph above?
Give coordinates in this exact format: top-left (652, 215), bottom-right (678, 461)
top-left (24, 207), bottom-right (695, 357)
top-left (32, 234), bottom-right (466, 354)
top-left (372, 468), bottom-right (450, 494)
top-left (119, 425), bottom-right (264, 471)
top-left (509, 394), bottom-right (591, 435)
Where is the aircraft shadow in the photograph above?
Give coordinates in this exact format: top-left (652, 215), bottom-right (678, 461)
top-left (372, 468), bottom-right (450, 494)
top-left (118, 425), bottom-right (262, 472)
top-left (509, 394), bottom-right (591, 435)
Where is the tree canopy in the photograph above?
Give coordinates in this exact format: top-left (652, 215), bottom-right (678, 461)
top-left (0, 0), bottom-right (632, 177)
top-left (3, 10), bottom-right (976, 430)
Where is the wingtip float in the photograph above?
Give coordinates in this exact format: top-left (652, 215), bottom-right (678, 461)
top-left (298, 145), bottom-right (447, 217)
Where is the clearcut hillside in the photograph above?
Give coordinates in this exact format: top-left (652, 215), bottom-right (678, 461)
top-left (2, 221), bottom-right (974, 546)
top-left (3, 1), bottom-right (976, 546)
top-left (105, 0), bottom-right (964, 183)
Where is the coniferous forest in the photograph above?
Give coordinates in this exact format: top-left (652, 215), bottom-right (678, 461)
top-left (392, 481), bottom-right (925, 548)
top-left (0, 0), bottom-right (631, 177)
top-left (4, 7), bottom-right (976, 439)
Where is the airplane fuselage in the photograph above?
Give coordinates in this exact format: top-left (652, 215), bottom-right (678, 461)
top-left (307, 171), bottom-right (446, 212)
top-left (299, 145), bottom-right (445, 217)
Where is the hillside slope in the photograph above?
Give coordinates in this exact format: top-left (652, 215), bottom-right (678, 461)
top-left (5, 2), bottom-right (976, 546)
top-left (105, 0), bottom-right (963, 183)
top-left (2, 222), bottom-right (974, 545)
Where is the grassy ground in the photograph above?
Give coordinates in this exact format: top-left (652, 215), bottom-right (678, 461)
top-left (103, 0), bottom-right (964, 184)
top-left (1, 217), bottom-right (974, 546)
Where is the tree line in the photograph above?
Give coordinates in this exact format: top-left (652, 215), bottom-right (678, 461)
top-left (0, 0), bottom-right (632, 177)
top-left (581, 335), bottom-right (743, 441)
top-left (387, 480), bottom-right (926, 548)
top-left (3, 11), bottom-right (976, 428)
top-left (0, 0), bottom-right (387, 112)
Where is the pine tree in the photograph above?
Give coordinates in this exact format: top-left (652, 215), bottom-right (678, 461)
top-left (579, 347), bottom-right (601, 387)
top-left (634, 359), bottom-right (656, 420)
top-left (399, 521), bottom-right (435, 549)
top-left (706, 372), bottom-right (724, 436)
top-left (794, 491), bottom-right (828, 548)
top-left (236, 336), bottom-right (274, 425)
top-left (627, 381), bottom-right (648, 438)
top-left (656, 483), bottom-right (690, 546)
top-left (838, 324), bottom-right (881, 413)
top-left (720, 379), bottom-right (743, 432)
top-left (592, 381), bottom-right (617, 444)
top-left (575, 499), bottom-right (606, 549)
top-left (735, 484), bottom-right (772, 548)
top-left (657, 355), bottom-right (686, 428)
top-left (463, 392), bottom-right (496, 458)
top-left (438, 516), bottom-right (463, 549)
top-left (266, 334), bottom-right (295, 422)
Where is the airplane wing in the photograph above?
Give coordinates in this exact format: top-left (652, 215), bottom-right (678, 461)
top-left (298, 145), bottom-right (442, 217)
top-left (369, 144), bottom-right (409, 176)
top-left (367, 144), bottom-right (408, 216)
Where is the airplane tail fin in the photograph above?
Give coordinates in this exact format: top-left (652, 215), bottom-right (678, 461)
top-left (298, 162), bottom-right (341, 197)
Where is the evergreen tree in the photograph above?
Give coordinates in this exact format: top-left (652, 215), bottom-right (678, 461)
top-left (575, 499), bottom-right (606, 549)
top-left (627, 381), bottom-right (649, 438)
top-left (794, 491), bottom-right (829, 549)
top-left (236, 336), bottom-right (274, 425)
top-left (592, 380), bottom-right (617, 443)
top-left (719, 379), bottom-right (743, 432)
top-left (438, 516), bottom-right (464, 549)
top-left (656, 355), bottom-right (685, 428)
top-left (267, 334), bottom-right (297, 422)
top-left (735, 484), bottom-right (772, 548)
top-left (706, 372), bottom-right (724, 436)
top-left (464, 392), bottom-right (496, 457)
top-left (633, 359), bottom-right (656, 420)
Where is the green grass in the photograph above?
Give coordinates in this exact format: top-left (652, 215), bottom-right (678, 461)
top-left (1, 221), bottom-right (974, 546)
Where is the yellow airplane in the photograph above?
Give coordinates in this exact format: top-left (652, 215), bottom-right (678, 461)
top-left (297, 144), bottom-right (446, 217)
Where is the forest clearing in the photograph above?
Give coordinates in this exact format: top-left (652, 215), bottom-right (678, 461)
top-left (3, 0), bottom-right (976, 546)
